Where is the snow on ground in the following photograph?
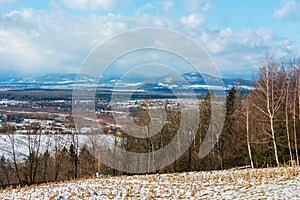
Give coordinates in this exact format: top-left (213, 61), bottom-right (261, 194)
top-left (0, 134), bottom-right (118, 160)
top-left (0, 167), bottom-right (299, 199)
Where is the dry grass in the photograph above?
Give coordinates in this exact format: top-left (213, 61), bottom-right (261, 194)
top-left (0, 166), bottom-right (299, 199)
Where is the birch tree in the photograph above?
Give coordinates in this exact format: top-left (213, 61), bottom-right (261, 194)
top-left (242, 96), bottom-right (254, 168)
top-left (296, 62), bottom-right (300, 165)
top-left (285, 68), bottom-right (293, 162)
top-left (250, 59), bottom-right (286, 167)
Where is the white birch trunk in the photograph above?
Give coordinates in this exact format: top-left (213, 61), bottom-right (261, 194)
top-left (246, 109), bottom-right (254, 168)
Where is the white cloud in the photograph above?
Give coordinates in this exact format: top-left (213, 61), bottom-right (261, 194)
top-left (0, 9), bottom-right (179, 75)
top-left (200, 27), bottom-right (278, 54)
top-left (0, 10), bottom-right (129, 74)
top-left (273, 0), bottom-right (297, 19)
top-left (179, 0), bottom-right (210, 29)
top-left (256, 28), bottom-right (275, 41)
top-left (5, 8), bottom-right (34, 18)
top-left (135, 3), bottom-right (153, 15)
top-left (0, 29), bottom-right (46, 74)
top-left (159, 1), bottom-right (174, 11)
top-left (197, 27), bottom-right (298, 78)
top-left (180, 13), bottom-right (205, 28)
top-left (0, 3), bottom-right (298, 79)
top-left (58, 0), bottom-right (117, 11)
top-left (201, 3), bottom-right (211, 12)
top-left (183, 0), bottom-right (211, 12)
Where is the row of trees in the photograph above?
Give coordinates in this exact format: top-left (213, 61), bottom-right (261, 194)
top-left (0, 137), bottom-right (98, 187)
top-left (195, 57), bottom-right (300, 170)
top-left (197, 57), bottom-right (300, 170)
top-left (244, 57), bottom-right (300, 167)
top-left (123, 56), bottom-right (300, 172)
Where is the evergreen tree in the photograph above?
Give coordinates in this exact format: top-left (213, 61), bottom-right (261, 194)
top-left (69, 143), bottom-right (78, 179)
top-left (78, 145), bottom-right (97, 177)
top-left (219, 87), bottom-right (246, 168)
top-left (197, 92), bottom-right (220, 170)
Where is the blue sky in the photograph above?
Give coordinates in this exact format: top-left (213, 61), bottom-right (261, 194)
top-left (0, 0), bottom-right (300, 79)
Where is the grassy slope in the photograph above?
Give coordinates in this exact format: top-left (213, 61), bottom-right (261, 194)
top-left (0, 166), bottom-right (299, 199)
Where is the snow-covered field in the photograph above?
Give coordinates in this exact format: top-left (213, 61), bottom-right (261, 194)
top-left (1, 167), bottom-right (299, 199)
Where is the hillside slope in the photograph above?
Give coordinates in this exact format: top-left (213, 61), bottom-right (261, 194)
top-left (0, 167), bottom-right (299, 199)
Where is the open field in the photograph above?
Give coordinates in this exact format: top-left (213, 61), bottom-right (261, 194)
top-left (0, 166), bottom-right (299, 199)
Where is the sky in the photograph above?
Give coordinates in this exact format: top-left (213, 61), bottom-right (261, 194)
top-left (0, 0), bottom-right (300, 79)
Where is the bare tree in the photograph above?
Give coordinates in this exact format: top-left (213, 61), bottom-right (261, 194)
top-left (19, 123), bottom-right (42, 184)
top-left (70, 130), bottom-right (79, 179)
top-left (0, 154), bottom-right (11, 185)
top-left (53, 134), bottom-right (62, 181)
top-left (250, 59), bottom-right (286, 167)
top-left (242, 97), bottom-right (254, 168)
top-left (285, 69), bottom-right (293, 162)
top-left (42, 134), bottom-right (52, 182)
top-left (0, 124), bottom-right (22, 185)
top-left (296, 62), bottom-right (300, 165)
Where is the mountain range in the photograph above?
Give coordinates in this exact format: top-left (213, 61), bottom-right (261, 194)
top-left (0, 72), bottom-right (253, 93)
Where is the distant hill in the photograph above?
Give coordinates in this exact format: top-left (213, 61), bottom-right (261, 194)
top-left (0, 72), bottom-right (253, 93)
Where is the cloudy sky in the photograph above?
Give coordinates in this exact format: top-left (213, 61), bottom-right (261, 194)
top-left (0, 0), bottom-right (300, 79)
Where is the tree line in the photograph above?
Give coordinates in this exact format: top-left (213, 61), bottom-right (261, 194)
top-left (123, 57), bottom-right (300, 172)
top-left (0, 134), bottom-right (99, 187)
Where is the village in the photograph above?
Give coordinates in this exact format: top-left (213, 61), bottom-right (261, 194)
top-left (0, 96), bottom-right (197, 137)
